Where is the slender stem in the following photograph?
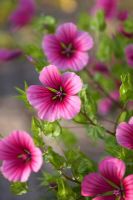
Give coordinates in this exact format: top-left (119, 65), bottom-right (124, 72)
top-left (85, 68), bottom-right (123, 109)
top-left (61, 171), bottom-right (80, 184)
top-left (81, 111), bottom-right (115, 136)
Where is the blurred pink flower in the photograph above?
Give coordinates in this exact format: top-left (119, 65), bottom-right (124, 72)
top-left (98, 91), bottom-right (119, 115)
top-left (0, 130), bottom-right (43, 182)
top-left (116, 117), bottom-right (133, 150)
top-left (0, 48), bottom-right (22, 62)
top-left (10, 0), bottom-right (36, 29)
top-left (92, 62), bottom-right (109, 76)
top-left (42, 23), bottom-right (93, 71)
top-left (27, 65), bottom-right (83, 122)
top-left (81, 156), bottom-right (133, 199)
top-left (117, 10), bottom-right (128, 21)
top-left (92, 0), bottom-right (118, 20)
top-left (125, 44), bottom-right (133, 67)
top-left (119, 26), bottom-right (133, 38)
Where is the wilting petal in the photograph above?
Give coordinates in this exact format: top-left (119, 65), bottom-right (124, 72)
top-left (61, 72), bottom-right (83, 95)
top-left (75, 31), bottom-right (93, 51)
top-left (123, 175), bottom-right (133, 200)
top-left (56, 22), bottom-right (77, 43)
top-left (99, 157), bottom-right (126, 186)
top-left (59, 96), bottom-right (81, 120)
top-left (116, 122), bottom-right (133, 149)
top-left (81, 173), bottom-right (113, 197)
top-left (39, 65), bottom-right (61, 88)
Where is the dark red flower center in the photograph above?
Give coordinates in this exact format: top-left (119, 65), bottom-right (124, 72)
top-left (113, 188), bottom-right (124, 198)
top-left (18, 149), bottom-right (31, 162)
top-left (61, 42), bottom-right (75, 58)
top-left (47, 86), bottom-right (66, 102)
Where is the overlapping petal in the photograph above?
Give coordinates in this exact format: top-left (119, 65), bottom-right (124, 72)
top-left (99, 157), bottom-right (126, 186)
top-left (0, 131), bottom-right (43, 182)
top-left (81, 173), bottom-right (113, 197)
top-left (123, 175), bottom-right (133, 200)
top-left (116, 121), bottom-right (133, 149)
top-left (61, 72), bottom-right (83, 95)
top-left (56, 23), bottom-right (77, 42)
top-left (39, 65), bottom-right (61, 88)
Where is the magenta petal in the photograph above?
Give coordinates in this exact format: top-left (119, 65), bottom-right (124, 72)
top-left (56, 22), bottom-right (77, 42)
top-left (75, 31), bottom-right (93, 51)
top-left (10, 0), bottom-right (36, 28)
top-left (93, 196), bottom-right (115, 200)
top-left (31, 147), bottom-right (43, 172)
top-left (39, 65), bottom-right (61, 88)
top-left (81, 172), bottom-right (113, 197)
top-left (61, 72), bottom-right (83, 95)
top-left (116, 122), bottom-right (133, 149)
top-left (0, 130), bottom-right (34, 160)
top-left (129, 117), bottom-right (133, 125)
top-left (69, 52), bottom-right (89, 71)
top-left (1, 161), bottom-right (31, 182)
top-left (99, 157), bottom-right (126, 186)
top-left (125, 44), bottom-right (133, 67)
top-left (60, 96), bottom-right (81, 120)
top-left (123, 175), bottom-right (133, 200)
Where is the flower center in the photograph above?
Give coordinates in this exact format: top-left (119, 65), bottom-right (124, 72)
top-left (61, 42), bottom-right (75, 57)
top-left (18, 149), bottom-right (31, 162)
top-left (53, 87), bottom-right (66, 101)
top-left (113, 188), bottom-right (124, 198)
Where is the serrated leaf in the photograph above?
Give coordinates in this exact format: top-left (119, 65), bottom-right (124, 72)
top-left (10, 182), bottom-right (28, 195)
top-left (120, 73), bottom-right (133, 103)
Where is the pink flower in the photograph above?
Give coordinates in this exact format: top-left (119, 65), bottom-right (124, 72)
top-left (92, 0), bottom-right (118, 20)
top-left (0, 48), bottom-right (22, 62)
top-left (81, 156), bottom-right (133, 200)
top-left (27, 65), bottom-right (83, 122)
top-left (98, 91), bottom-right (119, 115)
top-left (125, 44), bottom-right (133, 67)
top-left (0, 130), bottom-right (43, 182)
top-left (116, 117), bottom-right (133, 150)
top-left (117, 10), bottom-right (128, 21)
top-left (92, 62), bottom-right (109, 76)
top-left (10, 0), bottom-right (36, 29)
top-left (42, 23), bottom-right (93, 71)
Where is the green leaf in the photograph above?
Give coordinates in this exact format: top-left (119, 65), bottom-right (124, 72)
top-left (31, 117), bottom-right (45, 147)
top-left (45, 147), bottom-right (66, 169)
top-left (57, 178), bottom-right (76, 200)
top-left (120, 73), bottom-right (133, 103)
top-left (86, 124), bottom-right (106, 140)
top-left (33, 15), bottom-right (56, 33)
top-left (78, 12), bottom-right (90, 31)
top-left (79, 86), bottom-right (97, 120)
top-left (10, 182), bottom-right (28, 195)
top-left (65, 149), bottom-right (96, 181)
top-left (90, 10), bottom-right (106, 31)
top-left (24, 44), bottom-right (48, 72)
top-left (31, 117), bottom-right (61, 139)
top-left (16, 82), bottom-right (31, 109)
top-left (59, 128), bottom-right (77, 148)
top-left (124, 18), bottom-right (133, 33)
top-left (97, 35), bottom-right (113, 61)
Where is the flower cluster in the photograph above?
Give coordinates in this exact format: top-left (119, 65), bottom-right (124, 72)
top-left (1, 0), bottom-right (133, 199)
